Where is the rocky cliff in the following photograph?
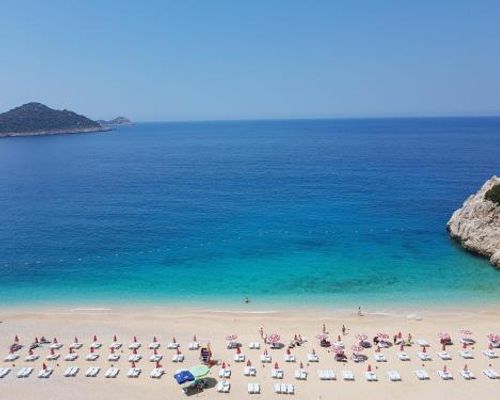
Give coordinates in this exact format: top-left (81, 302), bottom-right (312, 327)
top-left (447, 176), bottom-right (500, 268)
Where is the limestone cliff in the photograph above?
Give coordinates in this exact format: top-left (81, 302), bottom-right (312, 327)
top-left (447, 176), bottom-right (500, 268)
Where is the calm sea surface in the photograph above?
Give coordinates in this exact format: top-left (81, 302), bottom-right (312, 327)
top-left (0, 118), bottom-right (499, 309)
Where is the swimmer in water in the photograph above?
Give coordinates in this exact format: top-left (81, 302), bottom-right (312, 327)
top-left (244, 297), bottom-right (250, 304)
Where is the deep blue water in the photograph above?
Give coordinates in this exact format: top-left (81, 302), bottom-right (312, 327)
top-left (0, 118), bottom-right (499, 308)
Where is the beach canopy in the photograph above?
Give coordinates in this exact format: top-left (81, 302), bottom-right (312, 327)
top-left (355, 334), bottom-right (368, 342)
top-left (174, 370), bottom-right (195, 385)
top-left (351, 345), bottom-right (364, 353)
top-left (315, 334), bottom-right (328, 341)
top-left (225, 334), bottom-right (237, 342)
top-left (438, 332), bottom-right (450, 340)
top-left (376, 333), bottom-right (389, 340)
top-left (331, 345), bottom-right (344, 354)
top-left (190, 364), bottom-right (210, 380)
top-left (487, 333), bottom-right (500, 343)
top-left (459, 329), bottom-right (473, 336)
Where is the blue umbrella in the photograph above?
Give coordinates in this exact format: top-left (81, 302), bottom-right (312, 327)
top-left (174, 370), bottom-right (195, 385)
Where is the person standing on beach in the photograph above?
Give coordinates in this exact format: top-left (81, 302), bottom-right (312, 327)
top-left (357, 306), bottom-right (363, 316)
top-left (342, 324), bottom-right (346, 336)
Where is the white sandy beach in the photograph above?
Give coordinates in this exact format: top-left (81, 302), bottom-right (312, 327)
top-left (0, 306), bottom-right (499, 400)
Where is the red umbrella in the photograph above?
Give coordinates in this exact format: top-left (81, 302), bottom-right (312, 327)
top-left (131, 361), bottom-right (136, 368)
top-left (172, 337), bottom-right (177, 343)
top-left (53, 337), bottom-right (58, 344)
top-left (221, 362), bottom-right (226, 369)
top-left (299, 361), bottom-right (304, 369)
top-left (236, 347), bottom-right (241, 354)
top-left (133, 336), bottom-right (137, 343)
top-left (397, 332), bottom-right (402, 339)
top-left (355, 334), bottom-right (368, 342)
top-left (268, 334), bottom-right (281, 344)
top-left (133, 348), bottom-right (137, 355)
top-left (376, 333), bottom-right (389, 340)
top-left (286, 348), bottom-right (291, 355)
top-left (153, 336), bottom-right (157, 343)
top-left (400, 344), bottom-right (404, 351)
top-left (351, 345), bottom-right (363, 353)
top-left (28, 349), bottom-right (33, 355)
top-left (331, 345), bottom-right (344, 354)
top-left (74, 337), bottom-right (78, 343)
top-left (246, 360), bottom-right (252, 367)
top-left (42, 363), bottom-right (47, 370)
top-left (153, 348), bottom-right (157, 355)
top-left (274, 362), bottom-right (279, 369)
top-left (113, 335), bottom-right (117, 342)
top-left (50, 348), bottom-right (55, 355)
top-left (193, 335), bottom-right (197, 342)
top-left (438, 332), bottom-right (450, 340)
top-left (315, 334), bottom-right (328, 341)
top-left (14, 335), bottom-right (19, 343)
top-left (443, 365), bottom-right (447, 373)
top-left (90, 347), bottom-right (94, 353)
top-left (367, 364), bottom-right (372, 372)
top-left (464, 364), bottom-right (468, 371)
top-left (93, 335), bottom-right (98, 342)
top-left (156, 361), bottom-right (162, 368)
top-left (110, 347), bottom-right (115, 354)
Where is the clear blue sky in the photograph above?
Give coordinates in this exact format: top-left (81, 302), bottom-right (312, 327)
top-left (1, 0), bottom-right (499, 121)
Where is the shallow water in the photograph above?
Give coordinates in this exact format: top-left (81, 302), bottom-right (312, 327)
top-left (0, 117), bottom-right (499, 308)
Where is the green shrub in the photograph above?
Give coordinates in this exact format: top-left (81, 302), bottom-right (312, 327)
top-left (485, 184), bottom-right (500, 205)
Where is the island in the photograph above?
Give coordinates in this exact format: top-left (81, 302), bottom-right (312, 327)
top-left (447, 176), bottom-right (500, 268)
top-left (97, 116), bottom-right (133, 126)
top-left (0, 102), bottom-right (110, 137)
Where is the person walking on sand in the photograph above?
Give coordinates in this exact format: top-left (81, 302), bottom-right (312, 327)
top-left (342, 324), bottom-right (346, 336)
top-left (357, 306), bottom-right (363, 316)
top-left (259, 327), bottom-right (264, 338)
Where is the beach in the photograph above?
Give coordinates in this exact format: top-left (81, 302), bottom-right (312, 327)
top-left (1, 305), bottom-right (499, 399)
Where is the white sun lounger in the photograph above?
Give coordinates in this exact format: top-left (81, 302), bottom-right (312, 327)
top-left (25, 354), bottom-right (39, 362)
top-left (284, 354), bottom-right (296, 362)
top-left (287, 384), bottom-right (294, 394)
top-left (275, 383), bottom-right (294, 394)
top-left (437, 370), bottom-right (453, 380)
top-left (167, 342), bottom-right (179, 349)
top-left (70, 342), bottom-right (83, 350)
top-left (4, 354), bottom-right (19, 362)
top-left (318, 369), bottom-right (335, 380)
top-left (149, 354), bottom-right (162, 362)
top-left (482, 350), bottom-right (497, 359)
top-left (38, 368), bottom-right (53, 378)
top-left (188, 341), bottom-right (199, 350)
top-left (387, 370), bottom-right (401, 381)
top-left (271, 368), bottom-right (284, 379)
top-left (17, 367), bottom-right (34, 378)
top-left (459, 350), bottom-right (473, 359)
top-left (46, 353), bottom-right (60, 361)
top-left (172, 354), bottom-right (184, 362)
top-left (64, 353), bottom-right (78, 361)
top-left (244, 366), bottom-right (257, 376)
top-left (417, 352), bottom-right (431, 361)
top-left (49, 343), bottom-right (63, 350)
top-left (374, 353), bottom-right (387, 362)
top-left (233, 354), bottom-right (245, 362)
top-left (249, 342), bottom-right (260, 350)
top-left (219, 368), bottom-right (231, 378)
top-left (294, 369), bottom-right (307, 380)
top-left (247, 383), bottom-right (260, 394)
top-left (149, 342), bottom-right (160, 350)
top-left (342, 370), bottom-right (355, 381)
top-left (150, 368), bottom-right (164, 379)
top-left (307, 353), bottom-right (319, 362)
top-left (0, 368), bottom-right (11, 379)
top-left (108, 354), bottom-right (120, 362)
top-left (438, 351), bottom-right (452, 360)
top-left (217, 380), bottom-right (231, 393)
top-left (415, 369), bottom-right (430, 380)
top-left (483, 369), bottom-right (499, 379)
top-left (260, 354), bottom-right (272, 363)
top-left (128, 343), bottom-right (141, 350)
top-left (105, 367), bottom-right (119, 378)
top-left (416, 339), bottom-right (430, 347)
top-left (461, 370), bottom-right (475, 380)
top-left (85, 354), bottom-right (99, 361)
top-left (64, 366), bottom-right (79, 377)
top-left (110, 342), bottom-right (122, 350)
top-left (128, 354), bottom-right (142, 362)
top-left (365, 371), bottom-right (378, 381)
top-left (398, 352), bottom-right (410, 361)
top-left (127, 367), bottom-right (141, 378)
top-left (85, 367), bottom-right (100, 377)
top-left (90, 342), bottom-right (102, 349)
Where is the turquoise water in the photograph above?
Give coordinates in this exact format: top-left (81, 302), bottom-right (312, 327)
top-left (0, 118), bottom-right (499, 308)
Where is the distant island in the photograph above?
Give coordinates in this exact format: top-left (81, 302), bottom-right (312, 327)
top-left (97, 116), bottom-right (133, 126)
top-left (448, 176), bottom-right (500, 268)
top-left (0, 102), bottom-right (110, 137)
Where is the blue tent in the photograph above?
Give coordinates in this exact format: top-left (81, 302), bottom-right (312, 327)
top-left (174, 370), bottom-right (195, 385)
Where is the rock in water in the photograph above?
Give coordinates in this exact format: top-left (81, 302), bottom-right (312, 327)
top-left (447, 176), bottom-right (500, 268)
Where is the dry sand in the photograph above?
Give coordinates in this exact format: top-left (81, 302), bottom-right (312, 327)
top-left (0, 305), bottom-right (499, 400)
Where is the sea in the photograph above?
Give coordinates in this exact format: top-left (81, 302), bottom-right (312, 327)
top-left (0, 117), bottom-right (499, 310)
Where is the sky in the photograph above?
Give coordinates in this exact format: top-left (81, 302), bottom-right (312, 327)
top-left (0, 0), bottom-right (499, 121)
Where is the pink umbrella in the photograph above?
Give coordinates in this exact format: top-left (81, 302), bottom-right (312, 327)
top-left (367, 364), bottom-right (372, 372)
top-left (315, 334), bottom-right (328, 341)
top-left (351, 345), bottom-right (364, 354)
top-left (268, 334), bottom-right (281, 344)
top-left (487, 333), bottom-right (500, 343)
top-left (331, 344), bottom-right (344, 354)
top-left (377, 333), bottom-right (389, 340)
top-left (438, 332), bottom-right (450, 340)
top-left (274, 362), bottom-right (279, 369)
top-left (225, 334), bottom-right (237, 342)
top-left (355, 334), bottom-right (368, 342)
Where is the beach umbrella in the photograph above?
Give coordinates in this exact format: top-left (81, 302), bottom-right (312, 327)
top-left (42, 363), bottom-right (47, 370)
top-left (50, 348), bottom-right (55, 355)
top-left (131, 361), bottom-right (136, 368)
top-left (74, 337), bottom-right (78, 343)
top-left (400, 344), bottom-right (404, 351)
top-left (376, 333), bottom-right (389, 340)
top-left (460, 329), bottom-right (473, 336)
top-left (156, 361), bottom-right (162, 368)
top-left (464, 364), bottom-right (468, 372)
top-left (286, 348), bottom-right (291, 355)
top-left (133, 348), bottom-right (137, 355)
top-left (300, 361), bottom-right (304, 369)
top-left (367, 364), bottom-right (372, 372)
top-left (315, 334), bottom-right (328, 341)
top-left (225, 334), bottom-right (237, 342)
top-left (153, 348), bottom-right (157, 355)
top-left (331, 344), bottom-right (344, 354)
top-left (110, 347), bottom-right (114, 354)
top-left (397, 332), bottom-right (402, 339)
top-left (113, 335), bottom-right (117, 342)
top-left (14, 335), bottom-right (19, 343)
top-left (190, 364), bottom-right (210, 380)
top-left (193, 335), bottom-right (197, 342)
top-left (355, 334), bottom-right (368, 342)
top-left (53, 337), bottom-right (58, 344)
top-left (268, 334), bottom-right (281, 344)
top-left (246, 359), bottom-right (252, 367)
top-left (153, 336), bottom-right (157, 343)
top-left (29, 349), bottom-right (33, 355)
top-left (133, 336), bottom-right (137, 343)
top-left (274, 362), bottom-right (279, 370)
top-left (438, 332), bottom-right (450, 340)
top-left (487, 333), bottom-right (500, 343)
top-left (351, 345), bottom-right (363, 355)
top-left (236, 347), bottom-right (241, 354)
top-left (94, 335), bottom-right (98, 342)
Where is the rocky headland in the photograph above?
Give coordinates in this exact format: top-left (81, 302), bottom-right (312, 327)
top-left (447, 176), bottom-right (500, 268)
